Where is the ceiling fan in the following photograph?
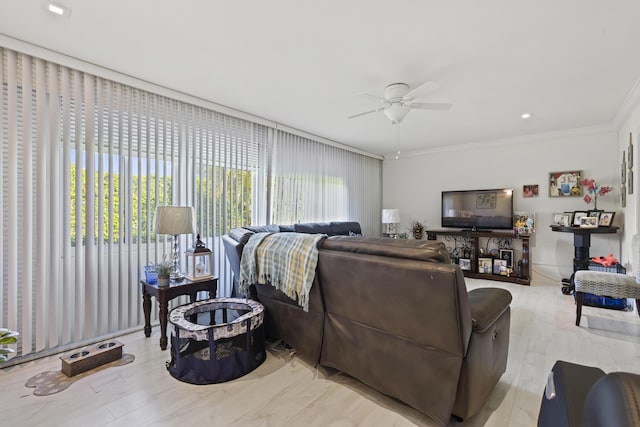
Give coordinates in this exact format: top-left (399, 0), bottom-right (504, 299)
top-left (347, 81), bottom-right (452, 124)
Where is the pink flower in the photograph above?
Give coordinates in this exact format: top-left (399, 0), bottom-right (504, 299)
top-left (581, 178), bottom-right (612, 209)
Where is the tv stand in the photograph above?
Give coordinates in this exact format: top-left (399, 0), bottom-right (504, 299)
top-left (427, 229), bottom-right (530, 286)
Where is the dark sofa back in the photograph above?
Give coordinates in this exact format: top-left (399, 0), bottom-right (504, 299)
top-left (223, 222), bottom-right (363, 297)
top-left (317, 237), bottom-right (473, 423)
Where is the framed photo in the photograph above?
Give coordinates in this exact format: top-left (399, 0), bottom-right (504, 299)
top-left (493, 258), bottom-right (508, 275)
top-left (598, 212), bottom-right (615, 227)
top-left (622, 184), bottom-right (627, 207)
top-left (552, 213), bottom-right (571, 227)
top-left (629, 170), bottom-right (634, 195)
top-left (622, 153), bottom-right (627, 183)
top-left (459, 258), bottom-right (471, 271)
top-left (522, 184), bottom-right (539, 198)
top-left (499, 249), bottom-right (514, 268)
top-left (478, 257), bottom-right (493, 274)
top-left (564, 211), bottom-right (575, 225)
top-left (587, 210), bottom-right (601, 222)
top-left (579, 216), bottom-right (598, 228)
top-left (549, 170), bottom-right (582, 197)
top-left (573, 211), bottom-right (588, 226)
top-left (476, 192), bottom-right (497, 209)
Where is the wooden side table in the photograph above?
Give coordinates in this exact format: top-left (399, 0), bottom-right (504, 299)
top-left (141, 277), bottom-right (218, 350)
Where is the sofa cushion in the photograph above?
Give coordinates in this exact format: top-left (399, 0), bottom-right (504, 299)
top-left (583, 372), bottom-right (640, 427)
top-left (329, 221), bottom-right (362, 236)
top-left (294, 222), bottom-right (332, 234)
top-left (229, 228), bottom-right (254, 245)
top-left (244, 224), bottom-right (280, 233)
top-left (323, 236), bottom-right (451, 263)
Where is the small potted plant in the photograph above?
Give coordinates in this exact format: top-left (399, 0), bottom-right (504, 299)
top-left (409, 219), bottom-right (427, 240)
top-left (153, 259), bottom-right (175, 287)
top-left (0, 328), bottom-right (19, 363)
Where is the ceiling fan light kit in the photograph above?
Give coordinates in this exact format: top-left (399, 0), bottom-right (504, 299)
top-left (348, 81), bottom-right (452, 124)
top-left (384, 103), bottom-right (411, 124)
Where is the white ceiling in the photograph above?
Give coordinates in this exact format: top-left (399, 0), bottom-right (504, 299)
top-left (2, 0), bottom-right (640, 157)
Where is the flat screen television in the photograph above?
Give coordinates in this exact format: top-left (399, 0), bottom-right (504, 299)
top-left (441, 188), bottom-right (514, 230)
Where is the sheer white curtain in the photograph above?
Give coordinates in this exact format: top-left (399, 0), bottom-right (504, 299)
top-left (270, 130), bottom-right (381, 235)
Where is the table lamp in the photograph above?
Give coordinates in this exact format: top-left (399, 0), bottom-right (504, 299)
top-left (154, 206), bottom-right (195, 279)
top-left (382, 208), bottom-right (400, 238)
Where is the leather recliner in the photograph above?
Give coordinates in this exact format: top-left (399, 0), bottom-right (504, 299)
top-left (223, 226), bottom-right (512, 426)
top-left (538, 360), bottom-right (640, 427)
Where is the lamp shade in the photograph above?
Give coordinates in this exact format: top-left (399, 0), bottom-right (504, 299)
top-left (154, 206), bottom-right (195, 235)
top-left (381, 209), bottom-right (400, 224)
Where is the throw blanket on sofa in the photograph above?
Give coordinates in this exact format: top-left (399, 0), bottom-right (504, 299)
top-left (239, 232), bottom-right (326, 311)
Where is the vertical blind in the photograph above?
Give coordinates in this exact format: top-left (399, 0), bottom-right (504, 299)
top-left (271, 130), bottom-right (381, 229)
top-left (0, 46), bottom-right (381, 362)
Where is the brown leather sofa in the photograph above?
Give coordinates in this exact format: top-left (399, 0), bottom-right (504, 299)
top-left (223, 226), bottom-right (512, 425)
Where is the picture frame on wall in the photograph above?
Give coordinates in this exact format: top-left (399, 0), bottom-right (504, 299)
top-left (573, 211), bottom-right (588, 226)
top-left (522, 184), bottom-right (539, 198)
top-left (598, 212), bottom-right (615, 227)
top-left (629, 133), bottom-right (633, 169)
top-left (622, 184), bottom-right (627, 207)
top-left (549, 170), bottom-right (582, 197)
top-left (629, 170), bottom-right (634, 195)
top-left (476, 192), bottom-right (497, 209)
top-left (499, 249), bottom-right (514, 268)
top-left (478, 257), bottom-right (493, 274)
top-left (459, 258), bottom-right (471, 271)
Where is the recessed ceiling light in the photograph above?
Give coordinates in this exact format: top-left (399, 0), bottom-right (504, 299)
top-left (42, 1), bottom-right (71, 18)
top-left (521, 112), bottom-right (533, 119)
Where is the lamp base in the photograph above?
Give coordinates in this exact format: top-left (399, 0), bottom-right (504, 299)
top-left (170, 272), bottom-right (185, 282)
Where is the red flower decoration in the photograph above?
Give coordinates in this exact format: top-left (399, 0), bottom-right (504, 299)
top-left (581, 178), bottom-right (612, 209)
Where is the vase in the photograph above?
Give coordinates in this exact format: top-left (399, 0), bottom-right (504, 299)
top-left (157, 276), bottom-right (170, 287)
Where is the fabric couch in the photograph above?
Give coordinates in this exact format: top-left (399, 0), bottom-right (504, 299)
top-left (223, 224), bottom-right (512, 425)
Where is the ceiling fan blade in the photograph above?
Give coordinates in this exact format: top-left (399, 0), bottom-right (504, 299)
top-left (403, 81), bottom-right (440, 101)
top-left (409, 102), bottom-right (452, 111)
top-left (347, 107), bottom-right (386, 119)
top-left (357, 93), bottom-right (387, 104)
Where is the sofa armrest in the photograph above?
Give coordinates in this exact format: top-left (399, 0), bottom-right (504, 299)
top-left (468, 288), bottom-right (512, 333)
top-left (583, 372), bottom-right (640, 427)
top-left (538, 360), bottom-right (606, 427)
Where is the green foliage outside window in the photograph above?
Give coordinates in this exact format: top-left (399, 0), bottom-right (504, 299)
top-left (69, 162), bottom-right (253, 246)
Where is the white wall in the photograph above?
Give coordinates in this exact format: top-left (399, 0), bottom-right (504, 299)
top-left (383, 126), bottom-right (621, 284)
top-left (617, 101), bottom-right (640, 271)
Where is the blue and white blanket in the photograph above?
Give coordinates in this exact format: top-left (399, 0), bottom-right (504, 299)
top-left (239, 232), bottom-right (326, 312)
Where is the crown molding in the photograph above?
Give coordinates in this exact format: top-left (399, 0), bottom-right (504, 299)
top-left (384, 124), bottom-right (615, 160)
top-left (613, 74), bottom-right (640, 129)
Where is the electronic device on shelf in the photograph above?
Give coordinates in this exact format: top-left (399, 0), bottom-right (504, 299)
top-left (441, 188), bottom-right (514, 230)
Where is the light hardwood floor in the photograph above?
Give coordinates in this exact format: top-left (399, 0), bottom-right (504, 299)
top-left (2, 277), bottom-right (640, 427)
